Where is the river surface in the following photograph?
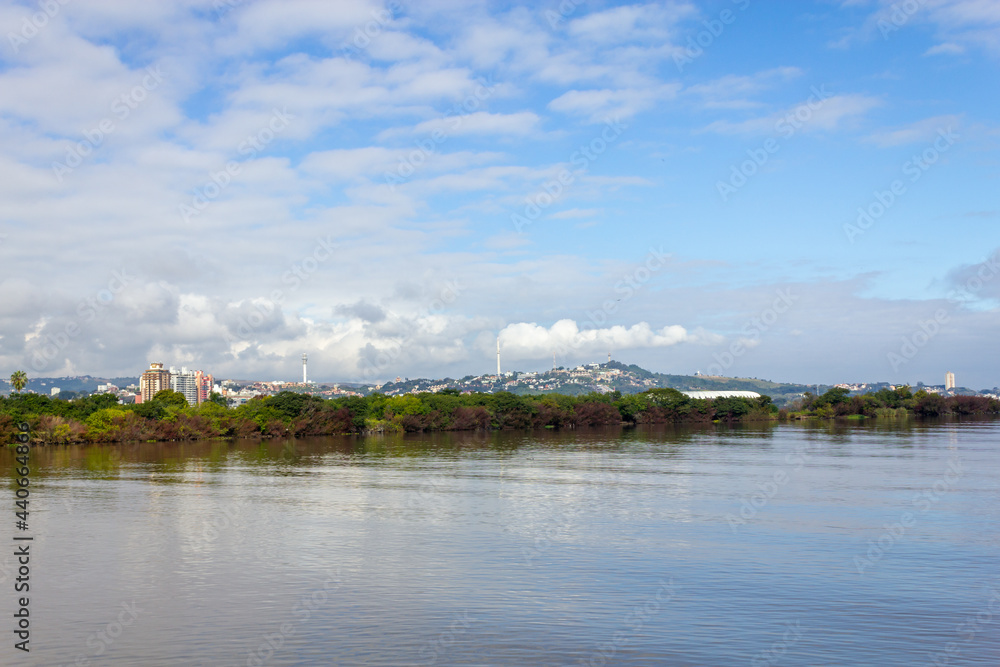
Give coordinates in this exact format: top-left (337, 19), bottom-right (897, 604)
top-left (3, 419), bottom-right (999, 666)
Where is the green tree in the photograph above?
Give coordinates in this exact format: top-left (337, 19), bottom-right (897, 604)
top-left (85, 407), bottom-right (127, 436)
top-left (645, 388), bottom-right (693, 418)
top-left (266, 391), bottom-right (315, 421)
top-left (236, 399), bottom-right (286, 432)
top-left (131, 401), bottom-right (166, 420)
top-left (208, 392), bottom-right (228, 407)
top-left (614, 393), bottom-right (650, 422)
top-left (712, 396), bottom-right (751, 420)
top-left (65, 393), bottom-right (120, 421)
top-left (9, 370), bottom-right (27, 393)
top-left (384, 394), bottom-right (427, 417)
top-left (813, 387), bottom-right (850, 409)
top-left (152, 389), bottom-right (188, 410)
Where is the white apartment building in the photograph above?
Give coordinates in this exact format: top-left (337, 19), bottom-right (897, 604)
top-left (170, 367), bottom-right (200, 406)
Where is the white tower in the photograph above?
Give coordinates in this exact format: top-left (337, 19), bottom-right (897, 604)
top-left (496, 338), bottom-right (501, 377)
top-left (302, 353), bottom-right (308, 384)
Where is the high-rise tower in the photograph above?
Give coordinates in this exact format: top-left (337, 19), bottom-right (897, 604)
top-left (139, 362), bottom-right (171, 403)
top-left (303, 353), bottom-right (308, 384)
top-left (169, 367), bottom-right (199, 406)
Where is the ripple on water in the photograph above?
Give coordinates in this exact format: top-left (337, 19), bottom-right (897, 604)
top-left (6, 421), bottom-right (999, 665)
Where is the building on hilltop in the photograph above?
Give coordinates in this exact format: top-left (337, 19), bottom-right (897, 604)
top-left (945, 372), bottom-right (955, 391)
top-left (138, 362), bottom-right (170, 404)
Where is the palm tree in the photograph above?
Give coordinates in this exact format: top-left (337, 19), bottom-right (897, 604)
top-left (9, 370), bottom-right (27, 394)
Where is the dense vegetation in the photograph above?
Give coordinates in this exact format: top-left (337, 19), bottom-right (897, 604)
top-left (1, 385), bottom-right (995, 445)
top-left (786, 386), bottom-right (1000, 419)
top-left (0, 388), bottom-right (776, 444)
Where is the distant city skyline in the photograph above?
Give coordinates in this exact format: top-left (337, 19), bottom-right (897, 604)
top-left (1, 2), bottom-right (998, 388)
top-left (5, 360), bottom-right (991, 394)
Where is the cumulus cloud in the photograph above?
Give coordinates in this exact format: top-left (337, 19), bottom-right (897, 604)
top-left (497, 319), bottom-right (700, 359)
top-left (334, 299), bottom-right (388, 323)
top-left (0, 1), bottom-right (995, 390)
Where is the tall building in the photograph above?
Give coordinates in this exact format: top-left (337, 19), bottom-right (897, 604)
top-left (170, 367), bottom-right (200, 406)
top-left (945, 372), bottom-right (956, 390)
top-left (140, 362), bottom-right (171, 403)
top-left (197, 372), bottom-right (214, 404)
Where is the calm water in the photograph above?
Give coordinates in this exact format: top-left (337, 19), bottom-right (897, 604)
top-left (3, 420), bottom-right (999, 666)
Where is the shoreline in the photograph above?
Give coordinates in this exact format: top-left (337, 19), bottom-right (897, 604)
top-left (2, 387), bottom-right (997, 446)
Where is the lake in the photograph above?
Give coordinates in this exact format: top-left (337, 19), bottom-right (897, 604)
top-left (3, 419), bottom-right (999, 665)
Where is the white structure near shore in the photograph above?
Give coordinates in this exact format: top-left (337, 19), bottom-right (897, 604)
top-left (682, 390), bottom-right (761, 399)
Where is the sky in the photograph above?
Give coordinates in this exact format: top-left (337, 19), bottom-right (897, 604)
top-left (0, 0), bottom-right (998, 389)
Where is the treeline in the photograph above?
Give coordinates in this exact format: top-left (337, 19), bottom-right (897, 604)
top-left (3, 386), bottom-right (995, 445)
top-left (0, 388), bottom-right (776, 444)
top-left (788, 386), bottom-right (1000, 419)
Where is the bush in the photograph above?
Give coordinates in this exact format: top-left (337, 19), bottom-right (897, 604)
top-left (35, 415), bottom-right (87, 444)
top-left (572, 401), bottom-right (622, 427)
top-left (874, 407), bottom-right (908, 419)
top-left (448, 406), bottom-right (491, 431)
top-left (947, 395), bottom-right (994, 415)
top-left (86, 410), bottom-right (156, 442)
top-left (914, 393), bottom-right (947, 417)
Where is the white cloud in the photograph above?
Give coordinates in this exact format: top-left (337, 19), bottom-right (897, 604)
top-left (865, 114), bottom-right (962, 147)
top-left (299, 146), bottom-right (401, 181)
top-left (924, 42), bottom-right (966, 55)
top-left (0, 0), bottom-right (996, 389)
top-left (550, 208), bottom-right (602, 219)
top-left (566, 3), bottom-right (696, 44)
top-left (703, 94), bottom-right (882, 135)
top-left (385, 111), bottom-right (541, 138)
top-left (834, 0), bottom-right (1000, 55)
top-left (686, 67), bottom-right (803, 110)
top-left (218, 0), bottom-right (378, 54)
top-left (549, 85), bottom-right (680, 122)
top-left (498, 319), bottom-right (699, 359)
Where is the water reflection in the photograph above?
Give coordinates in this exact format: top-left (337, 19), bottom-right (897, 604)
top-left (3, 420), bottom-right (998, 665)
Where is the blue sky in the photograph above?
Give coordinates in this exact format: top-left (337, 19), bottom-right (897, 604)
top-left (1, 0), bottom-right (998, 388)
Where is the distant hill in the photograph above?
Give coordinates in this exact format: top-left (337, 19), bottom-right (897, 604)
top-left (2, 365), bottom-right (822, 407)
top-left (605, 362), bottom-right (821, 404)
top-left (364, 361), bottom-right (822, 407)
top-left (1, 375), bottom-right (138, 396)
